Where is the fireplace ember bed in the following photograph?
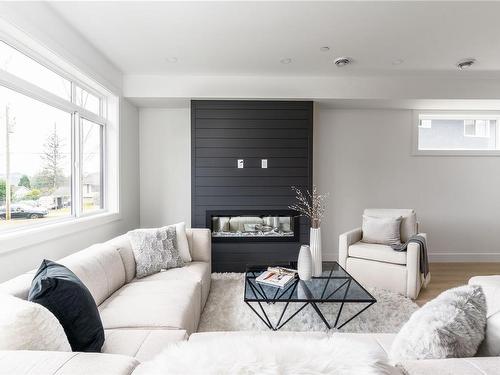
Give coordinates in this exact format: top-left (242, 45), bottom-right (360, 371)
top-left (206, 210), bottom-right (300, 242)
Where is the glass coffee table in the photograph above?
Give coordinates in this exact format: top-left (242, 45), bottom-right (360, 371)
top-left (244, 262), bottom-right (376, 330)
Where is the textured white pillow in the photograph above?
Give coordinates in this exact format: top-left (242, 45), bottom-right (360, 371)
top-left (0, 293), bottom-right (71, 351)
top-left (390, 285), bottom-right (487, 361)
top-left (175, 222), bottom-right (192, 263)
top-left (361, 215), bottom-right (402, 245)
top-left (128, 225), bottom-right (184, 278)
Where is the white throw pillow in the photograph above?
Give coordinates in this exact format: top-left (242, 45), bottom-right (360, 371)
top-left (0, 293), bottom-right (71, 352)
top-left (174, 222), bottom-right (192, 263)
top-left (128, 225), bottom-right (184, 278)
top-left (389, 285), bottom-right (487, 361)
top-left (361, 215), bottom-right (402, 245)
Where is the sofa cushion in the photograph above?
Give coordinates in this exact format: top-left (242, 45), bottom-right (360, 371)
top-left (469, 275), bottom-right (500, 356)
top-left (105, 234), bottom-right (136, 283)
top-left (28, 260), bottom-right (105, 353)
top-left (98, 279), bottom-right (201, 334)
top-left (0, 350), bottom-right (138, 375)
top-left (0, 271), bottom-right (36, 300)
top-left (349, 241), bottom-right (407, 265)
top-left (132, 262), bottom-right (211, 308)
top-left (363, 209), bottom-right (417, 243)
top-left (58, 243), bottom-right (126, 305)
top-left (103, 329), bottom-right (187, 362)
top-left (186, 228), bottom-right (212, 263)
top-left (175, 222), bottom-right (192, 263)
top-left (397, 357), bottom-right (500, 375)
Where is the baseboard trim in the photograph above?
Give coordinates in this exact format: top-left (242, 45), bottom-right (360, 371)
top-left (326, 252), bottom-right (500, 263)
top-left (429, 253), bottom-right (500, 262)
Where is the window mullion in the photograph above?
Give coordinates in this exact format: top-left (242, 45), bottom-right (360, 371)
top-left (100, 124), bottom-right (105, 210)
top-left (72, 112), bottom-right (82, 217)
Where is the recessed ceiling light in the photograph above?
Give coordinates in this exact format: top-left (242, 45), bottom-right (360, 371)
top-left (165, 57), bottom-right (178, 63)
top-left (334, 57), bottom-right (352, 67)
top-left (320, 46), bottom-right (330, 52)
top-left (392, 59), bottom-right (404, 65)
top-left (457, 58), bottom-right (476, 70)
top-left (280, 58), bottom-right (292, 64)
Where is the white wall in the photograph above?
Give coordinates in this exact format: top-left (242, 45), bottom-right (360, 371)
top-left (315, 108), bottom-right (500, 262)
top-left (139, 108), bottom-right (191, 227)
top-left (0, 99), bottom-right (140, 282)
top-left (124, 74), bottom-right (500, 102)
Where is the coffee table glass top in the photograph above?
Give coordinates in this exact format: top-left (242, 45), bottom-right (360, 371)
top-left (244, 262), bottom-right (376, 303)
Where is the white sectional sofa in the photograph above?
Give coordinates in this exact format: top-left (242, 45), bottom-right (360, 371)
top-left (0, 228), bottom-right (211, 375)
top-left (2, 227), bottom-right (500, 374)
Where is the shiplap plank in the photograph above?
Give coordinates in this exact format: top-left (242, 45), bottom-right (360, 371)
top-left (195, 128), bottom-right (308, 139)
top-left (195, 158), bottom-right (309, 168)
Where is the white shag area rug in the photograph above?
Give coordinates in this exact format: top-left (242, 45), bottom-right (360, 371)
top-left (198, 273), bottom-right (419, 333)
top-left (135, 335), bottom-right (400, 375)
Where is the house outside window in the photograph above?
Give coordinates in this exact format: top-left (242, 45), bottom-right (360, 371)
top-left (414, 112), bottom-right (500, 155)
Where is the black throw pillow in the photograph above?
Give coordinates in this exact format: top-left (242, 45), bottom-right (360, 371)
top-left (28, 259), bottom-right (104, 352)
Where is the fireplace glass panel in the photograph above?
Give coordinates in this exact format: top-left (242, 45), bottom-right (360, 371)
top-left (211, 214), bottom-right (295, 238)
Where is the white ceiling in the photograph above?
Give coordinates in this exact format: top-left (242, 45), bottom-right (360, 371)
top-left (48, 1), bottom-right (500, 77)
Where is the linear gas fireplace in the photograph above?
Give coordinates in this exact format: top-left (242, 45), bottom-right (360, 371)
top-left (207, 210), bottom-right (299, 242)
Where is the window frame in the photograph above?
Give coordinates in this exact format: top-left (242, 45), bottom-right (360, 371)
top-left (412, 110), bottom-right (500, 156)
top-left (0, 32), bottom-right (119, 240)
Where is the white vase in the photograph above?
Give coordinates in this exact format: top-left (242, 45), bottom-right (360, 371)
top-left (310, 227), bottom-right (322, 277)
top-left (297, 245), bottom-right (312, 281)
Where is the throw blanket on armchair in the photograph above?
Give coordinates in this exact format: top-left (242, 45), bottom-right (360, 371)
top-left (391, 235), bottom-right (430, 286)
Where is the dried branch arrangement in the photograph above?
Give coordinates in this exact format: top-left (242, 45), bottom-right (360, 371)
top-left (288, 185), bottom-right (329, 229)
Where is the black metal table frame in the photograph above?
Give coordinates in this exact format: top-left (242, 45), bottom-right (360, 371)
top-left (244, 266), bottom-right (376, 331)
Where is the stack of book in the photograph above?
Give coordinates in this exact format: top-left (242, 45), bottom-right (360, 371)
top-left (256, 267), bottom-right (297, 289)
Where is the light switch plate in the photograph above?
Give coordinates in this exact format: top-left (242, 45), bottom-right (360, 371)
top-left (237, 159), bottom-right (244, 168)
top-left (261, 159), bottom-right (268, 168)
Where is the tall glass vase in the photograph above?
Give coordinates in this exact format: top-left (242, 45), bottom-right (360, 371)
top-left (310, 227), bottom-right (322, 277)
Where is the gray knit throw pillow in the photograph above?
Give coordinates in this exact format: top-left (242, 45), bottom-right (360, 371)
top-left (390, 285), bottom-right (486, 361)
top-left (128, 225), bottom-right (184, 278)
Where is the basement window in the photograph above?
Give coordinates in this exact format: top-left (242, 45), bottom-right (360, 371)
top-left (414, 112), bottom-right (500, 156)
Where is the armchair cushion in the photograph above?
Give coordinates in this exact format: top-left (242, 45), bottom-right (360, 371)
top-left (363, 209), bottom-right (417, 242)
top-left (361, 215), bottom-right (402, 245)
top-left (349, 242), bottom-right (407, 265)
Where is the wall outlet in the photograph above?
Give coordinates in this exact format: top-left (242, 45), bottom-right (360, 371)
top-left (237, 159), bottom-right (244, 168)
top-left (261, 159), bottom-right (268, 168)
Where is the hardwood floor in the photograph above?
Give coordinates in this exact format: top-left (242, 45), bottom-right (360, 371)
top-left (415, 263), bottom-right (500, 306)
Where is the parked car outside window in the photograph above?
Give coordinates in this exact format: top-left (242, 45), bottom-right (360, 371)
top-left (0, 204), bottom-right (49, 220)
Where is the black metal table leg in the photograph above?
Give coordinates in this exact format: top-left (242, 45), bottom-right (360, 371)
top-left (336, 301), bottom-right (376, 329)
top-left (334, 279), bottom-right (352, 327)
top-left (245, 301), bottom-right (272, 329)
top-left (310, 302), bottom-right (331, 329)
top-left (276, 302), bottom-right (310, 330)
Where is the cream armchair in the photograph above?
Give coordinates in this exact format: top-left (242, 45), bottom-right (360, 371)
top-left (338, 209), bottom-right (426, 300)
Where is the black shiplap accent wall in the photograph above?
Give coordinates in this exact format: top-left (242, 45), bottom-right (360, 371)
top-left (191, 100), bottom-right (313, 272)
